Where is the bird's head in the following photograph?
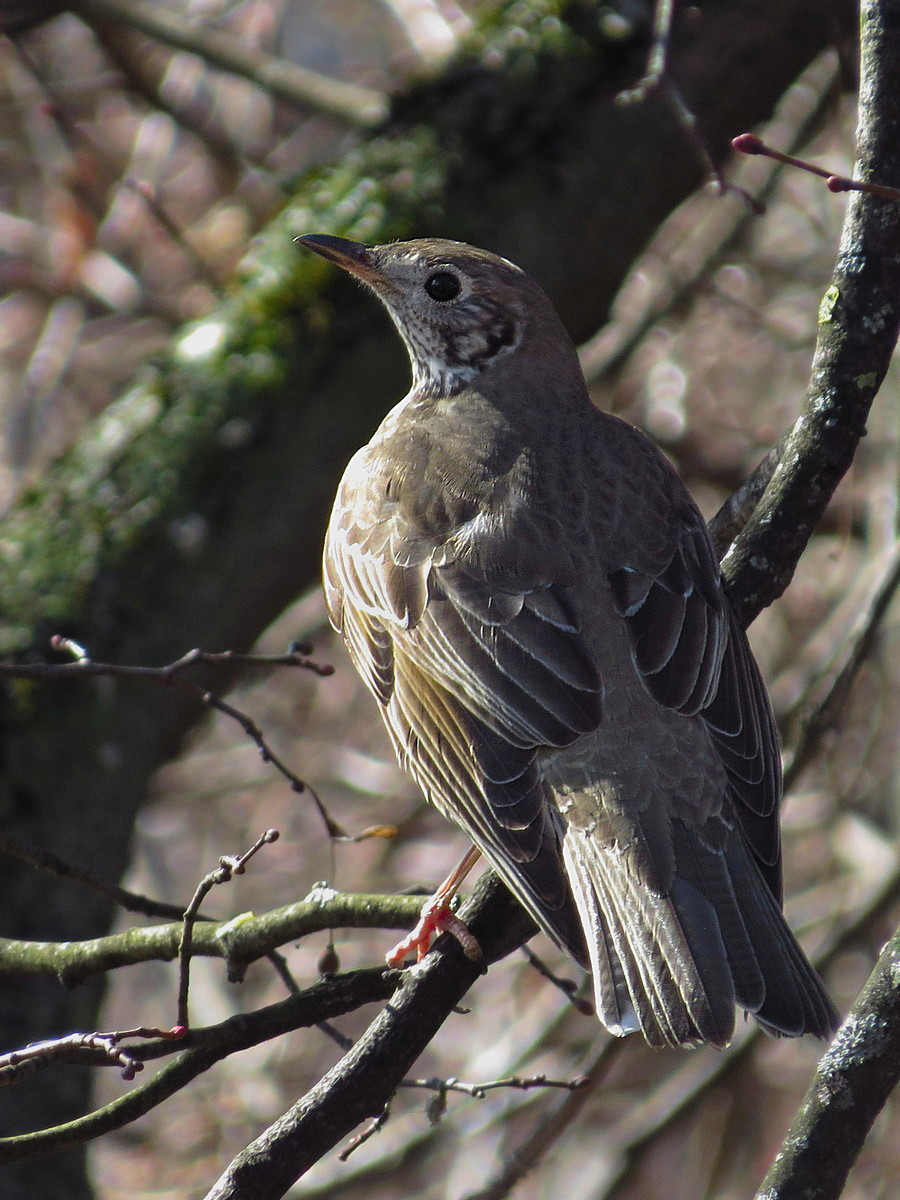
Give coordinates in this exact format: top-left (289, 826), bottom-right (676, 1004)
top-left (299, 235), bottom-right (574, 398)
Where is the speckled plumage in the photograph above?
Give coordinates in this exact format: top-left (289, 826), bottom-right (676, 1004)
top-left (303, 234), bottom-right (838, 1048)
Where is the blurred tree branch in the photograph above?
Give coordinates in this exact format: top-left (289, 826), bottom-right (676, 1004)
top-left (71, 0), bottom-right (390, 127)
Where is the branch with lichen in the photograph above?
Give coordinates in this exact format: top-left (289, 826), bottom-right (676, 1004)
top-left (0, 891), bottom-right (424, 986)
top-left (753, 926), bottom-right (900, 1200)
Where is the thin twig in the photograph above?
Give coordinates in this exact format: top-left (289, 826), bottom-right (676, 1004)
top-left (176, 830), bottom-right (279, 1029)
top-left (403, 1072), bottom-right (589, 1100)
top-left (0, 639), bottom-right (344, 839)
top-left (0, 832), bottom-right (199, 922)
top-left (463, 1041), bottom-right (622, 1200)
top-left (580, 53), bottom-right (840, 382)
top-left (734, 132), bottom-right (900, 202)
top-left (0, 967), bottom-right (400, 1162)
top-left (520, 945), bottom-right (593, 1016)
top-left (616, 0), bottom-right (676, 103)
top-left (0, 1026), bottom-right (182, 1086)
top-left (338, 1104), bottom-right (391, 1160)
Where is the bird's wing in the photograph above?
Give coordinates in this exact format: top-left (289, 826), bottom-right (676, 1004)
top-left (607, 500), bottom-right (783, 890)
top-left (324, 477), bottom-right (600, 962)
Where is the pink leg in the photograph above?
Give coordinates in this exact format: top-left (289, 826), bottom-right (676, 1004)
top-left (386, 845), bottom-right (483, 966)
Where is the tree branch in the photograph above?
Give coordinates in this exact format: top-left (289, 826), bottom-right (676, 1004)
top-left (721, 0), bottom-right (900, 626)
top-left (753, 926), bottom-right (900, 1200)
top-left (0, 891), bottom-right (425, 985)
top-left (0, 967), bottom-right (399, 1161)
top-left (204, 873), bottom-right (536, 1200)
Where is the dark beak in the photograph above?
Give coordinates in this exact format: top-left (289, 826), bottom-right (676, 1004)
top-left (297, 234), bottom-right (383, 285)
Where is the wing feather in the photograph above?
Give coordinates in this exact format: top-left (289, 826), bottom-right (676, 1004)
top-left (608, 510), bottom-right (782, 890)
top-left (324, 485), bottom-right (599, 963)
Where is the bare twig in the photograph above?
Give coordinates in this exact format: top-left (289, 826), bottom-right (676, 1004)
top-left (0, 639), bottom-right (345, 838)
top-left (616, 0), bottom-right (676, 103)
top-left (176, 830), bottom-right (279, 1029)
top-left (338, 1104), bottom-right (391, 1160)
top-left (0, 832), bottom-right (197, 922)
top-left (0, 967), bottom-right (400, 1162)
top-left (616, 0), bottom-right (764, 218)
top-left (71, 0), bottom-right (389, 128)
top-left (0, 1026), bottom-right (181, 1086)
top-left (580, 53), bottom-right (840, 382)
top-left (520, 945), bottom-right (593, 1016)
top-left (734, 131), bottom-right (900, 202)
top-left (463, 1042), bottom-right (622, 1200)
top-left (404, 1071), bottom-right (589, 1101)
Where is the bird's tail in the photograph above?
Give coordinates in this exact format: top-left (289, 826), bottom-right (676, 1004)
top-left (562, 823), bottom-right (839, 1048)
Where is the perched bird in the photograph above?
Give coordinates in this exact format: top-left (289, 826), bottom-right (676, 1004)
top-left (301, 233), bottom-right (839, 1049)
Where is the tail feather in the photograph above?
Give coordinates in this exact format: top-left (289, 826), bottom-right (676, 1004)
top-left (714, 831), bottom-right (838, 1038)
top-left (562, 821), bottom-right (838, 1048)
top-left (564, 843), bottom-right (639, 1036)
top-left (563, 834), bottom-right (735, 1047)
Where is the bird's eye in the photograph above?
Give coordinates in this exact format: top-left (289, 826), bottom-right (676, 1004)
top-left (424, 271), bottom-right (461, 301)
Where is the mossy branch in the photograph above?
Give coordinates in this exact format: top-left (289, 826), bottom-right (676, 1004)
top-left (0, 892), bottom-right (425, 986)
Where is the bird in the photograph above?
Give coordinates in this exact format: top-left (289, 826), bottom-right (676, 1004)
top-left (300, 233), bottom-right (839, 1049)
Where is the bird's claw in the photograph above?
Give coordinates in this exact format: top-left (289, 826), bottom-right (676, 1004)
top-left (386, 899), bottom-right (482, 967)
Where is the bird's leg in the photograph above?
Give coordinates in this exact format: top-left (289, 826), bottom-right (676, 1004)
top-left (386, 844), bottom-right (483, 966)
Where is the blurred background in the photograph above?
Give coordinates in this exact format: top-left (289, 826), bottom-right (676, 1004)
top-left (0, 3), bottom-right (897, 1198)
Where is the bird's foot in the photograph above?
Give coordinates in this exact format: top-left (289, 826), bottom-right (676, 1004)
top-left (386, 845), bottom-right (483, 966)
top-left (386, 898), bottom-right (482, 966)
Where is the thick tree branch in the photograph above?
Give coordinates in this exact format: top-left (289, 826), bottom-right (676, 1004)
top-left (205, 874), bottom-right (536, 1200)
top-left (754, 926), bottom-right (900, 1200)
